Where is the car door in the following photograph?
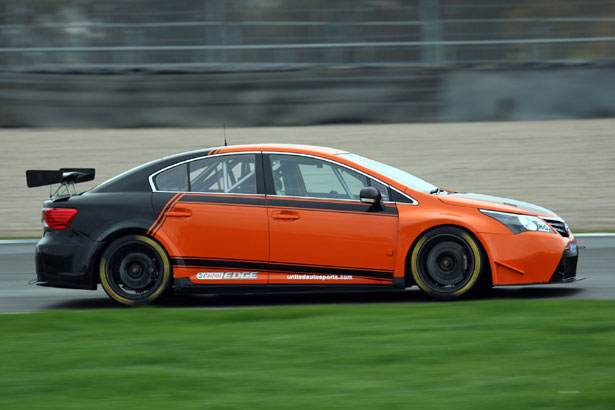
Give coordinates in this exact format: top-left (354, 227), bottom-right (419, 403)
top-left (150, 152), bottom-right (269, 285)
top-left (265, 153), bottom-right (398, 285)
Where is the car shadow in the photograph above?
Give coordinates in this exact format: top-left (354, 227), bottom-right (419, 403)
top-left (488, 286), bottom-right (584, 300)
top-left (159, 289), bottom-right (432, 308)
top-left (46, 285), bottom-right (585, 310)
top-left (48, 296), bottom-right (118, 310)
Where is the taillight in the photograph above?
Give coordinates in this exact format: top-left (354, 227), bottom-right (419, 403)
top-left (42, 207), bottom-right (78, 230)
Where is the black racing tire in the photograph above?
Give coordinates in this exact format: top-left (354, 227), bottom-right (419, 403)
top-left (410, 226), bottom-right (487, 300)
top-left (99, 234), bottom-right (172, 306)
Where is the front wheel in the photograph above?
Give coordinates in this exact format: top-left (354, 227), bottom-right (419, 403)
top-left (99, 234), bottom-right (172, 306)
top-left (410, 226), bottom-right (487, 300)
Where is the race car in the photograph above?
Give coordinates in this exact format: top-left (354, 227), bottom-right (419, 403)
top-left (27, 144), bottom-right (579, 305)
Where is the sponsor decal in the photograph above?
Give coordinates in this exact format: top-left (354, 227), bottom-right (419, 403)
top-left (196, 272), bottom-right (259, 280)
top-left (286, 274), bottom-right (353, 281)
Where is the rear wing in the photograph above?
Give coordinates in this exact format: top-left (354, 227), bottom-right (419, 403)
top-left (26, 168), bottom-right (95, 198)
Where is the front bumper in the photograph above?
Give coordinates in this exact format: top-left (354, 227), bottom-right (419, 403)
top-left (478, 231), bottom-right (578, 285)
top-left (35, 229), bottom-right (101, 290)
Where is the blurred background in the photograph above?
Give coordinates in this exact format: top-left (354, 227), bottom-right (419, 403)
top-left (1, 0), bottom-right (614, 127)
top-left (1, 0), bottom-right (614, 235)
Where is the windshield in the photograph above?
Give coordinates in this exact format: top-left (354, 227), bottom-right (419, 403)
top-left (339, 153), bottom-right (437, 194)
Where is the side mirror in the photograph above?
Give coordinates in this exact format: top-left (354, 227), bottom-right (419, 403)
top-left (360, 186), bottom-right (382, 204)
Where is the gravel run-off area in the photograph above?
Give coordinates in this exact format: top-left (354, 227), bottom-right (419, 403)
top-left (1, 119), bottom-right (613, 236)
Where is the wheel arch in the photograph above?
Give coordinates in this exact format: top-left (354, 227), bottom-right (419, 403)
top-left (91, 227), bottom-right (170, 285)
top-left (403, 223), bottom-right (493, 288)
top-left (96, 231), bottom-right (173, 305)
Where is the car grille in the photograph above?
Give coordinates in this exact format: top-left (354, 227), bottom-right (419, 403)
top-left (542, 217), bottom-right (569, 237)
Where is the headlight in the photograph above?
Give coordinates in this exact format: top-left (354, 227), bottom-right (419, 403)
top-left (480, 209), bottom-right (555, 234)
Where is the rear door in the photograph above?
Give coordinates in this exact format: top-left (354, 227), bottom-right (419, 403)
top-left (150, 152), bottom-right (269, 285)
top-left (265, 153), bottom-right (398, 285)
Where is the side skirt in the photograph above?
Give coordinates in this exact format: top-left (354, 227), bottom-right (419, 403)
top-left (174, 277), bottom-right (404, 295)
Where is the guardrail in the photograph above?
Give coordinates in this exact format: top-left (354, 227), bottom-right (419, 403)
top-left (1, 11), bottom-right (614, 67)
top-left (2, 37), bottom-right (614, 53)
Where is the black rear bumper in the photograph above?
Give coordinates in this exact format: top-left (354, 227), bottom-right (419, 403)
top-left (35, 229), bottom-right (101, 290)
top-left (549, 245), bottom-right (579, 283)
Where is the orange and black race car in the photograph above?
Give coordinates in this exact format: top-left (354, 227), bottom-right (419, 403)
top-left (27, 144), bottom-right (579, 305)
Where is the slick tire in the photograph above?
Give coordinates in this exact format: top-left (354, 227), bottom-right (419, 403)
top-left (410, 226), bottom-right (487, 300)
top-left (99, 234), bottom-right (172, 306)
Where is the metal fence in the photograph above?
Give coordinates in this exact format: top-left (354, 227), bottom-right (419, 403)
top-left (1, 0), bottom-right (614, 69)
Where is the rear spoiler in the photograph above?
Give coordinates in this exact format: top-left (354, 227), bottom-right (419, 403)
top-left (26, 168), bottom-right (95, 198)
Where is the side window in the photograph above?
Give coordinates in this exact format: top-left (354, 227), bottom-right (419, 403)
top-left (154, 163), bottom-right (189, 191)
top-left (369, 179), bottom-right (390, 201)
top-left (337, 167), bottom-right (367, 199)
top-left (269, 154), bottom-right (388, 200)
top-left (189, 154), bottom-right (257, 194)
top-left (337, 166), bottom-right (389, 201)
top-left (298, 162), bottom-right (347, 198)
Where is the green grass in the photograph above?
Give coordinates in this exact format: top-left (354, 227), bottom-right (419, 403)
top-left (1, 300), bottom-right (615, 409)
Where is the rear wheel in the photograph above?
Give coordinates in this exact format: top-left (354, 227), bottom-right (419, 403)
top-left (99, 234), bottom-right (171, 305)
top-left (410, 226), bottom-right (486, 300)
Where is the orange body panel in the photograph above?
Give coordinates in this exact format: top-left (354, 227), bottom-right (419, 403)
top-left (477, 232), bottom-right (575, 285)
top-left (148, 144), bottom-right (576, 289)
top-left (154, 193), bottom-right (269, 285)
top-left (394, 195), bottom-right (575, 285)
top-left (268, 197), bottom-right (397, 285)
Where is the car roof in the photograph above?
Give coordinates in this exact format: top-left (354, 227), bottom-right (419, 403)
top-left (214, 144), bottom-right (349, 156)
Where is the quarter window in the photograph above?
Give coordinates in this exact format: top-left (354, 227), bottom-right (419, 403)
top-left (154, 163), bottom-right (188, 191)
top-left (269, 154), bottom-right (388, 200)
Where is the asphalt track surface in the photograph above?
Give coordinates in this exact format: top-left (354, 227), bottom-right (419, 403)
top-left (1, 236), bottom-right (613, 313)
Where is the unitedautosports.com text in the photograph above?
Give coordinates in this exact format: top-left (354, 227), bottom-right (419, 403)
top-left (286, 274), bottom-right (353, 281)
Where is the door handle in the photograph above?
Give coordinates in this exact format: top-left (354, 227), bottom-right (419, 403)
top-left (271, 210), bottom-right (300, 221)
top-left (164, 208), bottom-right (192, 218)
